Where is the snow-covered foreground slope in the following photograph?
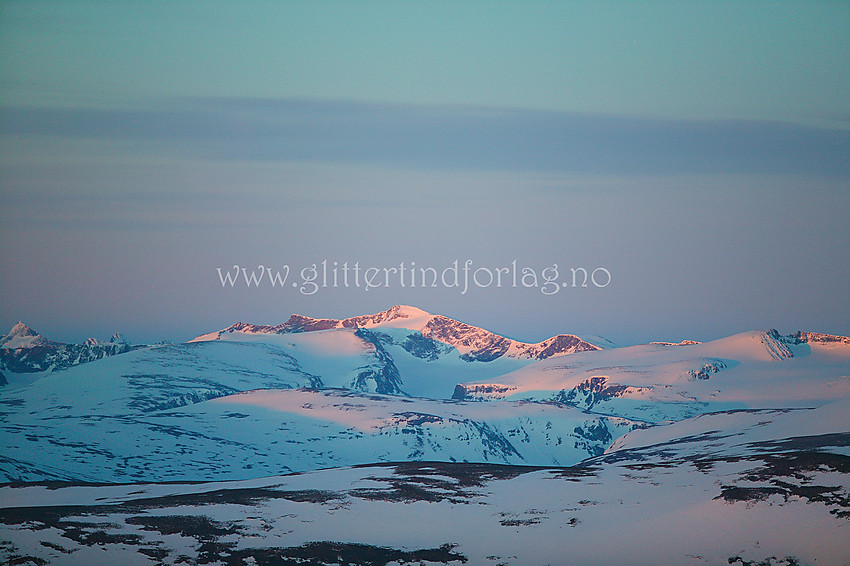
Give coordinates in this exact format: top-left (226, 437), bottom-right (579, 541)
top-left (2, 400), bottom-right (847, 566)
top-left (607, 396), bottom-right (850, 456)
top-left (455, 329), bottom-right (850, 422)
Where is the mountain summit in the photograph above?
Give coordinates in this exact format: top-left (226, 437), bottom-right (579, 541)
top-left (0, 322), bottom-right (47, 349)
top-left (192, 305), bottom-right (602, 361)
top-left (0, 323), bottom-right (139, 379)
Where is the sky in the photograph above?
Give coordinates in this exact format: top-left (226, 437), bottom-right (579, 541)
top-left (1, 1), bottom-right (849, 346)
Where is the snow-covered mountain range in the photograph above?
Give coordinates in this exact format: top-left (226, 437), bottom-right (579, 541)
top-left (0, 322), bottom-right (140, 386)
top-left (1, 305), bottom-right (848, 564)
top-left (0, 305), bottom-right (638, 482)
top-left (192, 304), bottom-right (603, 362)
top-left (454, 327), bottom-right (850, 421)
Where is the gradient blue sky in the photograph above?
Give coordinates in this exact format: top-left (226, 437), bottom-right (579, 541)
top-left (1, 1), bottom-right (849, 345)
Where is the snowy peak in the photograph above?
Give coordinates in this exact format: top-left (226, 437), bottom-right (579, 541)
top-left (195, 306), bottom-right (602, 362)
top-left (512, 334), bottom-right (602, 360)
top-left (420, 315), bottom-right (510, 361)
top-left (343, 304), bottom-right (434, 329)
top-left (755, 329), bottom-right (795, 360)
top-left (109, 332), bottom-right (127, 344)
top-left (1, 322), bottom-right (132, 351)
top-left (199, 306), bottom-right (436, 340)
top-left (0, 322), bottom-right (47, 349)
top-left (650, 340), bottom-right (701, 346)
top-left (225, 321), bottom-right (289, 335)
top-left (7, 322), bottom-right (37, 338)
top-left (421, 316), bottom-right (600, 361)
top-left (757, 329), bottom-right (850, 360)
top-left (286, 304), bottom-right (434, 332)
top-left (281, 314), bottom-right (345, 333)
top-left (0, 323), bottom-right (140, 378)
top-left (782, 330), bottom-right (850, 346)
top-left (82, 333), bottom-right (127, 347)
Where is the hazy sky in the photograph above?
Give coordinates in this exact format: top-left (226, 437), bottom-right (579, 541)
top-left (1, 1), bottom-right (849, 345)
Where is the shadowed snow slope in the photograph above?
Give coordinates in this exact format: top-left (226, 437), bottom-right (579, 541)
top-left (0, 385), bottom-right (638, 482)
top-left (1, 399), bottom-right (847, 566)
